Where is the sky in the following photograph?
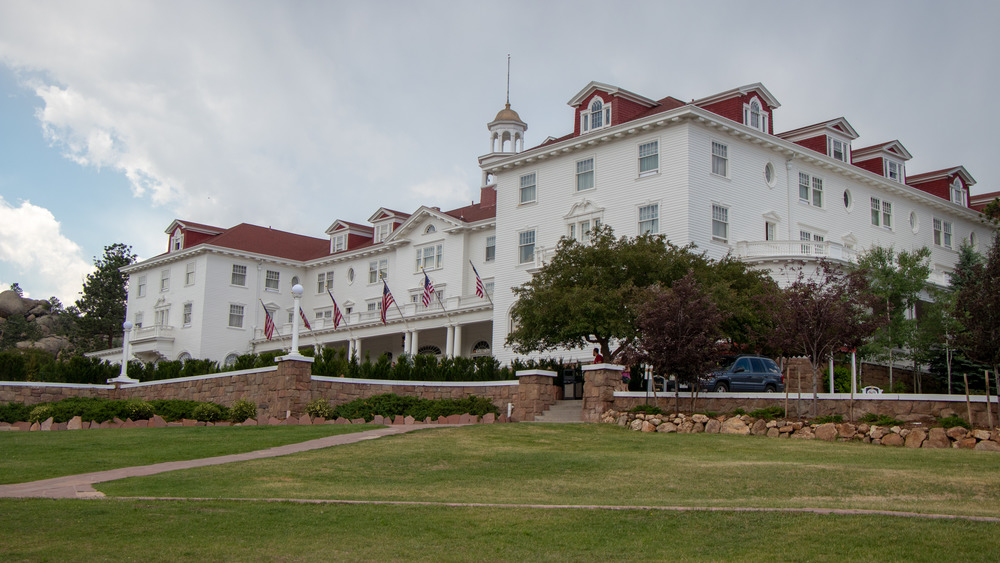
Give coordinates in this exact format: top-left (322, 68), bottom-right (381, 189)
top-left (1, 1), bottom-right (998, 305)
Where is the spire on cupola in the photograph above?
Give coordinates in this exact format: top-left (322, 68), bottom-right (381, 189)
top-left (485, 55), bottom-right (527, 157)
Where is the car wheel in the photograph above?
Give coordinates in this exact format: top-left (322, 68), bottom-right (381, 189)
top-left (764, 385), bottom-right (776, 393)
top-left (715, 382), bottom-right (728, 393)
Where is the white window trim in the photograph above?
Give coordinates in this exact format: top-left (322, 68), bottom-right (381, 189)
top-left (415, 244), bottom-right (443, 272)
top-left (137, 275), bottom-right (147, 298)
top-left (264, 270), bottom-right (280, 292)
top-left (950, 178), bottom-right (966, 207)
top-left (518, 229), bottom-right (536, 266)
top-left (368, 258), bottom-right (388, 284)
top-left (711, 203), bottom-right (729, 243)
top-left (485, 235), bottom-right (496, 262)
top-left (638, 139), bottom-right (659, 177)
top-left (160, 269), bottom-right (170, 293)
top-left (331, 234), bottom-right (347, 253)
top-left (827, 137), bottom-right (850, 162)
top-left (742, 97), bottom-right (768, 133)
top-left (519, 172), bottom-right (537, 205)
top-left (885, 159), bottom-right (905, 183)
top-left (637, 203), bottom-right (659, 235)
top-left (580, 96), bottom-right (612, 134)
top-left (798, 172), bottom-right (823, 208)
top-left (182, 302), bottom-right (192, 327)
top-left (575, 157), bottom-right (595, 192)
top-left (711, 140), bottom-right (728, 178)
top-left (933, 217), bottom-right (954, 249)
top-left (231, 264), bottom-right (248, 287)
top-left (228, 303), bottom-right (246, 329)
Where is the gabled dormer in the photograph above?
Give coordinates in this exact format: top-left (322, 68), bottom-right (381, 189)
top-left (693, 83), bottom-right (780, 134)
top-left (368, 208), bottom-right (410, 243)
top-left (163, 220), bottom-right (224, 253)
top-left (777, 117), bottom-right (859, 163)
top-left (907, 167), bottom-right (976, 208)
top-left (567, 82), bottom-right (658, 137)
top-left (851, 141), bottom-right (913, 183)
top-left (324, 220), bottom-right (374, 253)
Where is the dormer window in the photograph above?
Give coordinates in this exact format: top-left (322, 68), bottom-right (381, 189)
top-left (950, 178), bottom-right (967, 206)
top-left (580, 97), bottom-right (611, 133)
top-left (170, 231), bottom-right (183, 252)
top-left (885, 159), bottom-right (904, 183)
top-left (828, 138), bottom-right (850, 162)
top-left (743, 97), bottom-right (768, 132)
top-left (374, 222), bottom-right (392, 243)
top-left (332, 233), bottom-right (346, 253)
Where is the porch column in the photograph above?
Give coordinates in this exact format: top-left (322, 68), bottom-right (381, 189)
top-left (452, 324), bottom-right (463, 358)
top-left (403, 331), bottom-right (411, 356)
top-left (445, 325), bottom-right (455, 358)
top-left (410, 330), bottom-right (419, 355)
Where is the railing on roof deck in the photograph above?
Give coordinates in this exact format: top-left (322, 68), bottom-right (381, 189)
top-left (733, 240), bottom-right (858, 262)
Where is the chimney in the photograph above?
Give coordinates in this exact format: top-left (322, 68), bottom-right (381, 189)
top-left (480, 186), bottom-right (497, 207)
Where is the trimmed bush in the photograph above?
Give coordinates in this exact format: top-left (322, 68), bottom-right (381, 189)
top-left (190, 403), bottom-right (228, 422)
top-left (814, 414), bottom-right (844, 424)
top-left (629, 404), bottom-right (666, 415)
top-left (859, 413), bottom-right (903, 427)
top-left (29, 405), bottom-right (53, 424)
top-left (304, 398), bottom-right (335, 419)
top-left (0, 402), bottom-right (31, 423)
top-left (750, 406), bottom-right (785, 419)
top-left (229, 398), bottom-right (257, 423)
top-left (330, 393), bottom-right (499, 422)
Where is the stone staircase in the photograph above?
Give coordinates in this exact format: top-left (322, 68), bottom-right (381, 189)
top-left (532, 400), bottom-right (584, 423)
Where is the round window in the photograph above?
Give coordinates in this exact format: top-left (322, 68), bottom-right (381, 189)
top-left (970, 231), bottom-right (977, 249)
top-left (909, 211), bottom-right (919, 234)
top-left (764, 162), bottom-right (775, 188)
top-left (347, 268), bottom-right (355, 284)
top-left (843, 189), bottom-right (852, 211)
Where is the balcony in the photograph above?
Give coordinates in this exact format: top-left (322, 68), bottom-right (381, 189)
top-left (129, 325), bottom-right (174, 361)
top-left (733, 240), bottom-right (858, 263)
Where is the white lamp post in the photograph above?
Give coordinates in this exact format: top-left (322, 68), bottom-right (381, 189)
top-left (108, 320), bottom-right (139, 384)
top-left (289, 284), bottom-right (304, 357)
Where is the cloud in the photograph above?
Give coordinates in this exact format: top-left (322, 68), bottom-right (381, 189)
top-left (0, 196), bottom-right (94, 303)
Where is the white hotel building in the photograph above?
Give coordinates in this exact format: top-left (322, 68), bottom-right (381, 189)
top-left (103, 80), bottom-right (993, 366)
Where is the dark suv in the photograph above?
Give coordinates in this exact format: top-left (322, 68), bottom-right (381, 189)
top-left (701, 355), bottom-right (784, 393)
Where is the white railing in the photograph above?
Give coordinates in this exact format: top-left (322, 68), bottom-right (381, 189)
top-left (130, 325), bottom-right (174, 342)
top-left (734, 240), bottom-right (858, 262)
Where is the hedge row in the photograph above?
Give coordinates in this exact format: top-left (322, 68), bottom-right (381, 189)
top-left (306, 393), bottom-right (500, 422)
top-left (0, 397), bottom-right (257, 424)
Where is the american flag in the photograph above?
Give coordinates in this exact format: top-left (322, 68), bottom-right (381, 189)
top-left (261, 302), bottom-right (275, 341)
top-left (421, 271), bottom-right (435, 307)
top-left (328, 290), bottom-right (343, 329)
top-left (471, 262), bottom-right (486, 298)
top-left (298, 307), bottom-right (312, 330)
top-left (381, 280), bottom-right (395, 325)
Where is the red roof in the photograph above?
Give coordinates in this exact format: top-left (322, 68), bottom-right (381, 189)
top-left (443, 201), bottom-right (496, 223)
top-left (529, 95), bottom-right (687, 152)
top-left (199, 223), bottom-right (330, 261)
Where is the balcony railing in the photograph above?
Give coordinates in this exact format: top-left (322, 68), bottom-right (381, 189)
top-left (130, 325), bottom-right (175, 343)
top-left (733, 240), bottom-right (858, 262)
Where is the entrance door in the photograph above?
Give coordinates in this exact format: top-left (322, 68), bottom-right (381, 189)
top-left (561, 365), bottom-right (583, 399)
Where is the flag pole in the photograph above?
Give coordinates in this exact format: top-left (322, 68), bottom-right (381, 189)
top-left (328, 290), bottom-right (356, 353)
top-left (384, 280), bottom-right (410, 329)
top-left (469, 260), bottom-right (494, 306)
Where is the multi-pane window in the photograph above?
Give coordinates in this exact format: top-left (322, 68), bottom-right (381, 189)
top-left (518, 230), bottom-right (535, 265)
top-left (171, 233), bottom-right (183, 252)
top-left (519, 173), bottom-right (536, 204)
top-left (367, 301), bottom-right (380, 313)
top-left (871, 197), bottom-right (892, 229)
top-left (886, 160), bottom-right (903, 182)
top-left (638, 204), bottom-right (659, 235)
top-left (765, 221), bottom-right (776, 241)
top-left (332, 234), bottom-right (346, 252)
top-left (711, 141), bottom-right (728, 177)
top-left (933, 218), bottom-right (953, 249)
top-left (228, 304), bottom-right (244, 328)
top-left (712, 205), bottom-right (729, 242)
top-left (265, 270), bottom-right (280, 291)
top-left (185, 262), bottom-right (195, 285)
top-left (569, 218), bottom-right (600, 242)
top-left (581, 99), bottom-right (611, 133)
top-left (743, 98), bottom-right (768, 132)
top-left (183, 303), bottom-right (192, 326)
top-left (137, 275), bottom-right (146, 298)
top-left (798, 173), bottom-right (822, 207)
top-left (576, 158), bottom-right (594, 191)
top-left (134, 312), bottom-right (143, 328)
top-left (155, 308), bottom-right (168, 327)
top-left (416, 244), bottom-right (443, 271)
top-left (368, 258), bottom-right (388, 283)
top-left (950, 179), bottom-right (966, 206)
top-left (800, 230), bottom-right (825, 256)
top-left (639, 141), bottom-right (659, 175)
top-left (374, 223), bottom-right (392, 243)
top-left (828, 138), bottom-right (848, 162)
top-left (231, 264), bottom-right (247, 286)
top-left (160, 269), bottom-right (170, 292)
top-left (317, 271), bottom-right (334, 293)
top-left (485, 236), bottom-right (496, 262)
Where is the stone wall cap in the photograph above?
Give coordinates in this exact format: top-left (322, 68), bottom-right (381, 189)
top-left (276, 354), bottom-right (315, 364)
top-left (311, 376), bottom-right (517, 387)
top-left (515, 369), bottom-right (558, 378)
top-left (582, 363), bottom-right (624, 372)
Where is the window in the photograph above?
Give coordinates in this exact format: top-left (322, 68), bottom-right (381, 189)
top-left (264, 270), bottom-right (280, 292)
top-left (886, 160), bottom-right (904, 183)
top-left (367, 301), bottom-right (380, 313)
top-left (950, 178), bottom-right (966, 206)
top-left (155, 308), bottom-right (169, 328)
top-left (743, 98), bottom-right (768, 132)
top-left (484, 281), bottom-right (494, 296)
top-left (639, 141), bottom-right (658, 175)
top-left (798, 173), bottom-right (822, 207)
top-left (137, 275), bottom-right (146, 298)
top-left (519, 172), bottom-right (536, 204)
top-left (910, 212), bottom-right (919, 233)
top-left (291, 276), bottom-right (299, 287)
top-left (171, 232), bottom-right (183, 252)
top-left (412, 290), bottom-right (444, 308)
top-left (581, 98), bottom-right (611, 133)
top-left (347, 268), bottom-right (355, 284)
top-left (712, 204), bottom-right (729, 242)
top-left (160, 269), bottom-right (170, 292)
top-left (485, 236), bottom-right (496, 262)
top-left (518, 230), bottom-right (535, 265)
top-left (224, 354), bottom-right (238, 367)
top-left (764, 162), bottom-right (775, 187)
top-left (228, 304), bottom-right (244, 328)
top-left (374, 223), bottom-right (392, 243)
top-left (638, 204), bottom-right (659, 235)
top-left (185, 262), bottom-right (195, 286)
top-left (569, 219), bottom-right (597, 242)
top-left (933, 218), bottom-right (953, 249)
top-left (317, 271), bottom-right (334, 293)
top-left (765, 221), bottom-right (776, 241)
top-left (134, 312), bottom-right (143, 328)
top-left (415, 244), bottom-right (443, 271)
top-left (231, 264), bottom-right (247, 286)
top-left (576, 158), bottom-right (594, 191)
top-left (368, 258), bottom-right (388, 283)
top-left (800, 230), bottom-right (825, 256)
top-left (183, 303), bottom-right (192, 326)
top-left (711, 141), bottom-right (728, 177)
top-left (843, 189), bottom-right (852, 211)
top-left (828, 138), bottom-right (848, 162)
top-left (871, 197), bottom-right (892, 229)
top-left (332, 234), bottom-right (346, 252)
top-left (970, 231), bottom-right (978, 250)
top-left (424, 224), bottom-right (436, 234)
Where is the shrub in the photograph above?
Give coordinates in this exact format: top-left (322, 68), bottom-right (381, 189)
top-left (938, 415), bottom-right (971, 430)
top-left (124, 399), bottom-right (155, 420)
top-left (0, 402), bottom-right (31, 423)
top-left (305, 398), bottom-right (335, 419)
top-left (629, 404), bottom-right (666, 415)
top-left (190, 403), bottom-right (228, 422)
top-left (749, 406), bottom-right (785, 419)
top-left (330, 393), bottom-right (499, 422)
top-left (230, 398), bottom-right (257, 422)
top-left (858, 413), bottom-right (902, 426)
top-left (732, 408), bottom-right (747, 416)
top-left (29, 405), bottom-right (53, 423)
top-left (148, 399), bottom-right (203, 422)
top-left (814, 414), bottom-right (843, 424)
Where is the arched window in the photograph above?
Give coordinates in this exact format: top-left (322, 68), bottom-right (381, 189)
top-left (590, 100), bottom-right (603, 129)
top-left (950, 178), bottom-right (966, 206)
top-left (177, 352), bottom-right (192, 362)
top-left (424, 225), bottom-right (436, 234)
top-left (224, 353), bottom-right (239, 367)
top-left (417, 345), bottom-right (442, 356)
top-left (471, 341), bottom-right (491, 357)
top-left (581, 97), bottom-right (611, 133)
top-left (750, 100), bottom-right (761, 129)
top-left (743, 96), bottom-right (768, 132)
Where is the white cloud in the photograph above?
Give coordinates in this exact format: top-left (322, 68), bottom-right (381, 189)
top-left (0, 196), bottom-right (94, 303)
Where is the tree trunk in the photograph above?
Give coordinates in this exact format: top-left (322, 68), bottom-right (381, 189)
top-left (812, 363), bottom-right (820, 418)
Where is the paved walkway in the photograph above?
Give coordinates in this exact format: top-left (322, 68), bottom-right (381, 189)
top-left (0, 425), bottom-right (439, 499)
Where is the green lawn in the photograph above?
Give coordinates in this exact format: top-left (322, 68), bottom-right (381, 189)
top-left (0, 424), bottom-right (378, 484)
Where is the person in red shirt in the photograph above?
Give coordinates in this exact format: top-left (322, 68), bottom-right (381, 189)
top-left (592, 348), bottom-right (603, 364)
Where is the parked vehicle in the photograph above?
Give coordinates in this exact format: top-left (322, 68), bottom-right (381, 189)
top-left (701, 355), bottom-right (784, 392)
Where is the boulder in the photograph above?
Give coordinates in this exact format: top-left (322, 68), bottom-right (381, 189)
top-left (656, 421), bottom-right (677, 433)
top-left (67, 416), bottom-right (83, 430)
top-left (750, 419), bottom-right (767, 436)
top-left (836, 423), bottom-right (856, 439)
top-left (974, 440), bottom-right (1000, 452)
top-left (881, 433), bottom-right (904, 447)
top-left (904, 429), bottom-right (926, 448)
top-left (814, 423), bottom-right (838, 442)
top-left (972, 429), bottom-right (992, 441)
top-left (721, 417), bottom-right (750, 435)
top-left (924, 428), bottom-right (951, 449)
top-left (641, 421), bottom-right (656, 433)
top-left (946, 426), bottom-right (969, 440)
top-left (40, 417), bottom-right (54, 431)
top-left (765, 427), bottom-right (780, 438)
top-left (691, 414), bottom-right (710, 424)
top-left (705, 419), bottom-right (722, 434)
top-left (957, 437), bottom-right (978, 449)
top-left (0, 290), bottom-right (27, 317)
top-left (629, 419), bottom-right (643, 431)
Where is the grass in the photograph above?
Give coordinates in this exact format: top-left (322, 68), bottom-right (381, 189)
top-left (0, 424), bottom-right (379, 484)
top-left (1, 499), bottom-right (998, 562)
top-left (95, 424), bottom-right (1000, 518)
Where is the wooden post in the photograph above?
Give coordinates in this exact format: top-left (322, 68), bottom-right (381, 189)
top-left (963, 373), bottom-right (972, 426)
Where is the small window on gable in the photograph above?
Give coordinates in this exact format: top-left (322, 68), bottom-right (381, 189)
top-left (424, 224), bottom-right (436, 234)
top-left (885, 159), bottom-right (904, 183)
top-left (171, 231), bottom-right (183, 252)
top-left (743, 97), bottom-right (768, 132)
top-left (581, 97), bottom-right (611, 133)
top-left (828, 138), bottom-right (849, 162)
top-left (332, 234), bottom-right (347, 253)
top-left (374, 222), bottom-right (392, 243)
top-left (950, 178), bottom-right (966, 206)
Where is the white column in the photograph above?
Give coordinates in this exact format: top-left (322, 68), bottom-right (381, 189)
top-left (828, 355), bottom-right (835, 394)
top-left (850, 350), bottom-right (857, 396)
top-left (411, 330), bottom-right (419, 355)
top-left (403, 331), bottom-right (411, 356)
top-left (445, 325), bottom-right (455, 358)
top-left (453, 324), bottom-right (463, 359)
top-left (289, 284), bottom-right (304, 356)
top-left (353, 338), bottom-right (361, 360)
